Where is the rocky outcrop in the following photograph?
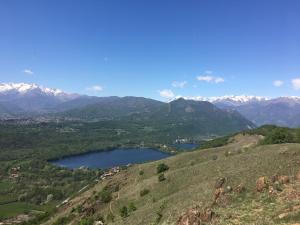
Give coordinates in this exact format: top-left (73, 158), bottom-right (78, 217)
top-left (256, 177), bottom-right (269, 192)
top-left (176, 206), bottom-right (215, 225)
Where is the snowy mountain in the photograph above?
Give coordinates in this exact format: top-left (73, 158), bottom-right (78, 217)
top-left (2, 82), bottom-right (300, 128)
top-left (178, 95), bottom-right (300, 127)
top-left (178, 95), bottom-right (268, 106)
top-left (0, 83), bottom-right (78, 100)
top-left (210, 96), bottom-right (300, 127)
top-left (0, 83), bottom-right (79, 115)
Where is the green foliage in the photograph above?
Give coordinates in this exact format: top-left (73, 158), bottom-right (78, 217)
top-left (100, 189), bottom-right (112, 203)
top-left (260, 127), bottom-right (293, 144)
top-left (78, 217), bottom-right (94, 225)
top-left (128, 202), bottom-right (137, 212)
top-left (139, 170), bottom-right (144, 176)
top-left (156, 163), bottom-right (169, 174)
top-left (140, 188), bottom-right (150, 197)
top-left (0, 105), bottom-right (254, 221)
top-left (120, 206), bottom-right (128, 218)
top-left (158, 173), bottom-right (166, 182)
top-left (75, 205), bottom-right (83, 213)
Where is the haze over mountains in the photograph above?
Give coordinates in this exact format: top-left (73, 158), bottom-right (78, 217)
top-left (1, 82), bottom-right (300, 128)
top-left (212, 96), bottom-right (300, 128)
top-left (178, 96), bottom-right (300, 128)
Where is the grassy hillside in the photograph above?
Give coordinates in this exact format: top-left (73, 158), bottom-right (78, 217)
top-left (40, 134), bottom-right (300, 225)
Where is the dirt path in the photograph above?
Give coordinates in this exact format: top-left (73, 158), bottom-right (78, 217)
top-left (109, 201), bottom-right (113, 214)
top-left (109, 191), bottom-right (120, 214)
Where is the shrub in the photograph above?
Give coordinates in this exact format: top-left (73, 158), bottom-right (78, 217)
top-left (156, 212), bottom-right (163, 223)
top-left (76, 205), bottom-right (83, 213)
top-left (158, 173), bottom-right (166, 182)
top-left (262, 127), bottom-right (293, 145)
top-left (100, 190), bottom-right (112, 203)
top-left (157, 163), bottom-right (169, 174)
top-left (120, 206), bottom-right (128, 218)
top-left (211, 155), bottom-right (218, 160)
top-left (78, 217), bottom-right (94, 225)
top-left (139, 170), bottom-right (144, 176)
top-left (106, 213), bottom-right (115, 222)
top-left (140, 188), bottom-right (150, 197)
top-left (128, 202), bottom-right (137, 212)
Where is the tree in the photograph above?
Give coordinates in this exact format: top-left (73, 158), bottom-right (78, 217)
top-left (263, 128), bottom-right (293, 144)
top-left (157, 163), bottom-right (169, 174)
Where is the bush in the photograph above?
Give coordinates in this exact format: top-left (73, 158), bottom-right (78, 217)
top-left (158, 173), bottom-right (166, 182)
top-left (139, 170), bottom-right (144, 175)
top-left (261, 127), bottom-right (293, 144)
top-left (106, 213), bottom-right (115, 222)
top-left (140, 188), bottom-right (150, 197)
top-left (157, 163), bottom-right (169, 174)
top-left (211, 155), bottom-right (218, 160)
top-left (75, 205), bottom-right (83, 213)
top-left (100, 190), bottom-right (112, 203)
top-left (128, 202), bottom-right (137, 212)
top-left (120, 206), bottom-right (128, 218)
top-left (78, 217), bottom-right (94, 225)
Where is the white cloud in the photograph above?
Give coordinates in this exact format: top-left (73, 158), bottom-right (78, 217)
top-left (273, 80), bottom-right (284, 87)
top-left (204, 70), bottom-right (213, 74)
top-left (292, 79), bottom-right (300, 90)
top-left (22, 69), bottom-right (34, 75)
top-left (197, 75), bottom-right (224, 83)
top-left (172, 81), bottom-right (187, 88)
top-left (86, 85), bottom-right (103, 92)
top-left (159, 89), bottom-right (175, 99)
top-left (197, 75), bottom-right (213, 82)
top-left (214, 77), bottom-right (225, 83)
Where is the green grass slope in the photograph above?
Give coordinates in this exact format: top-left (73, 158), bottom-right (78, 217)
top-left (43, 134), bottom-right (300, 225)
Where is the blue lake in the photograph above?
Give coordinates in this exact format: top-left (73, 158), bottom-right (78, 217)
top-left (52, 148), bottom-right (171, 169)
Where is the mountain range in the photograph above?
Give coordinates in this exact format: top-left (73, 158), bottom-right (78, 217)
top-left (180, 95), bottom-right (300, 128)
top-left (1, 82), bottom-right (300, 128)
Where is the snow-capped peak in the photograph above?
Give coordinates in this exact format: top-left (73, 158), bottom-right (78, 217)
top-left (0, 82), bottom-right (65, 96)
top-left (176, 95), bottom-right (268, 104)
top-left (211, 95), bottom-right (268, 103)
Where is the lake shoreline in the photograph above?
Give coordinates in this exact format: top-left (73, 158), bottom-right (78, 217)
top-left (50, 147), bottom-right (172, 169)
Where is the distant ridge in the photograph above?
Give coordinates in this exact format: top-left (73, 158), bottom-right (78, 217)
top-left (2, 82), bottom-right (300, 127)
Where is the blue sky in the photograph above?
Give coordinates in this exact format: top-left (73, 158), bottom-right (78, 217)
top-left (0, 0), bottom-right (300, 100)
